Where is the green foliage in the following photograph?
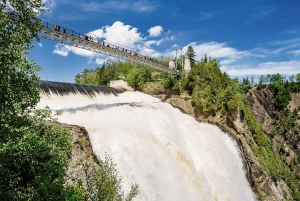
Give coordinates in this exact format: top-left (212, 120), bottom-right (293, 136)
top-left (186, 46), bottom-right (196, 67)
top-left (0, 1), bottom-right (74, 199)
top-left (126, 67), bottom-right (151, 90)
top-left (1, 2), bottom-right (140, 201)
top-left (74, 60), bottom-right (181, 92)
top-left (256, 73), bottom-right (300, 110)
top-left (182, 58), bottom-right (246, 116)
top-left (0, 0), bottom-right (43, 134)
top-left (75, 61), bottom-right (153, 89)
top-left (242, 104), bottom-right (300, 200)
top-left (0, 108), bottom-right (73, 200)
top-left (86, 154), bottom-right (139, 201)
top-left (65, 182), bottom-right (87, 201)
top-left (183, 58), bottom-right (300, 199)
top-left (150, 71), bottom-right (179, 93)
top-left (161, 72), bottom-right (175, 89)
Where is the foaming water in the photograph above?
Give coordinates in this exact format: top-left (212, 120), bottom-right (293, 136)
top-left (37, 91), bottom-right (257, 201)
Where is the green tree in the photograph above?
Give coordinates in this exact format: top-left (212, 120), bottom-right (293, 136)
top-left (0, 0), bottom-right (43, 131)
top-left (126, 67), bottom-right (151, 89)
top-left (0, 2), bottom-right (75, 200)
top-left (161, 72), bottom-right (175, 89)
top-left (186, 46), bottom-right (196, 67)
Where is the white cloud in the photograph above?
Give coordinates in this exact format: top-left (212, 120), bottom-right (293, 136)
top-left (95, 58), bottom-right (106, 65)
top-left (42, 0), bottom-right (56, 9)
top-left (38, 42), bottom-right (43, 47)
top-left (197, 9), bottom-right (213, 21)
top-left (53, 44), bottom-right (70, 57)
top-left (288, 49), bottom-right (300, 56)
top-left (148, 26), bottom-right (163, 37)
top-left (89, 21), bottom-right (142, 49)
top-left (246, 4), bottom-right (278, 23)
top-left (223, 60), bottom-right (300, 76)
top-left (81, 0), bottom-right (156, 13)
top-left (53, 43), bottom-right (100, 58)
top-left (95, 57), bottom-right (117, 65)
top-left (171, 42), bottom-right (250, 64)
top-left (253, 38), bottom-right (300, 56)
top-left (144, 40), bottom-right (159, 47)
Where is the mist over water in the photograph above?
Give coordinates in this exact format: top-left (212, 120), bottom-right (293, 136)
top-left (37, 91), bottom-right (257, 201)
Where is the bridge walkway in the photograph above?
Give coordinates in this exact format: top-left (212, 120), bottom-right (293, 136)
top-left (38, 21), bottom-right (180, 76)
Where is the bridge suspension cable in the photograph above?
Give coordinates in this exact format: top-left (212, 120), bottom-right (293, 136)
top-left (1, 2), bottom-right (179, 76)
top-left (38, 20), bottom-right (179, 76)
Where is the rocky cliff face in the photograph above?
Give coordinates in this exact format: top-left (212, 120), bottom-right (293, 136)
top-left (247, 88), bottom-right (300, 194)
top-left (54, 123), bottom-right (101, 199)
top-left (148, 91), bottom-right (293, 201)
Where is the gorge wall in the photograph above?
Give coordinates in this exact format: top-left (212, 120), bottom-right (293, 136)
top-left (146, 88), bottom-right (297, 201)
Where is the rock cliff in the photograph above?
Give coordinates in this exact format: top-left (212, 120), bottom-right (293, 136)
top-left (147, 90), bottom-right (294, 201)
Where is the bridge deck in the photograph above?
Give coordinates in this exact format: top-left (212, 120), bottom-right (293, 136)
top-left (38, 21), bottom-right (179, 76)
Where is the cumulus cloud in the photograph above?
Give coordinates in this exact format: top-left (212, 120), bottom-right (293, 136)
top-left (89, 21), bottom-right (143, 49)
top-left (148, 26), bottom-right (163, 37)
top-left (222, 60), bottom-right (300, 76)
top-left (53, 44), bottom-right (70, 57)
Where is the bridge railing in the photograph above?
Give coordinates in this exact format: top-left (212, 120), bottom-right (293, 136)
top-left (42, 21), bottom-right (83, 39)
top-left (41, 21), bottom-right (140, 56)
top-left (40, 20), bottom-right (180, 76)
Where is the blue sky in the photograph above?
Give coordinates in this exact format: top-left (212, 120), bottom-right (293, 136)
top-left (29, 0), bottom-right (300, 82)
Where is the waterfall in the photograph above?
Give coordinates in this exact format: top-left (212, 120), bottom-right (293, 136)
top-left (37, 82), bottom-right (257, 201)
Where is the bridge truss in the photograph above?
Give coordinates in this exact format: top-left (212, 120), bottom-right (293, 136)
top-left (38, 21), bottom-right (180, 76)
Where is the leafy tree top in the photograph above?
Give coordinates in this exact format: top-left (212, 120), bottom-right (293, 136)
top-left (0, 0), bottom-right (44, 130)
top-left (186, 46), bottom-right (196, 67)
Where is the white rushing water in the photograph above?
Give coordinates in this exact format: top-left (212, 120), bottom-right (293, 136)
top-left (37, 91), bottom-right (257, 201)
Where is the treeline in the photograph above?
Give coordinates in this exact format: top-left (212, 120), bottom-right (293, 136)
top-left (257, 74), bottom-right (300, 110)
top-left (240, 74), bottom-right (300, 110)
top-left (75, 61), bottom-right (180, 91)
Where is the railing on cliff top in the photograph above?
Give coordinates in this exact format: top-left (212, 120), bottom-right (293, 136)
top-left (38, 21), bottom-right (180, 76)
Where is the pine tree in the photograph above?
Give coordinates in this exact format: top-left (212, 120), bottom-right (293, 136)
top-left (186, 46), bottom-right (196, 67)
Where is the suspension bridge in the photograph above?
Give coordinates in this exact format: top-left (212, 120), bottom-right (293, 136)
top-left (1, 2), bottom-right (180, 76)
top-left (38, 20), bottom-right (180, 76)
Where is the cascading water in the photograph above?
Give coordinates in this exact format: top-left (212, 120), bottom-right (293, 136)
top-left (37, 82), bottom-right (257, 201)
